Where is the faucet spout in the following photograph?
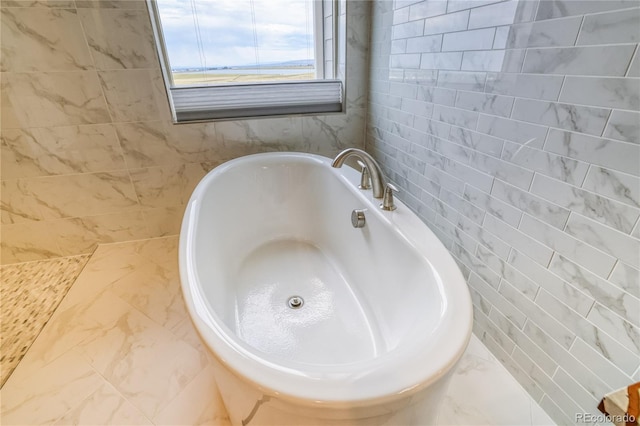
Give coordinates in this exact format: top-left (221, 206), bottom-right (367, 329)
top-left (331, 148), bottom-right (386, 198)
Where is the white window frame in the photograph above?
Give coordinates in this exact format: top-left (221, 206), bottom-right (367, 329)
top-left (146, 0), bottom-right (344, 122)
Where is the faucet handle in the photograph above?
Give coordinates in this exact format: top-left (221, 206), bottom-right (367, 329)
top-left (356, 160), bottom-right (371, 190)
top-left (380, 183), bottom-right (398, 211)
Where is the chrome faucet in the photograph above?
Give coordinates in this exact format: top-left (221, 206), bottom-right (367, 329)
top-left (331, 148), bottom-right (386, 198)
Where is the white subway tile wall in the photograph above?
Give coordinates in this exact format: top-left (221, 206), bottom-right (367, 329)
top-left (368, 0), bottom-right (640, 424)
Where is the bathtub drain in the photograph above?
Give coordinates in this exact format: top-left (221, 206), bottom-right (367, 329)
top-left (287, 296), bottom-right (304, 309)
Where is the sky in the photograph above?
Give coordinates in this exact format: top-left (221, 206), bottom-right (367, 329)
top-left (156, 0), bottom-right (316, 69)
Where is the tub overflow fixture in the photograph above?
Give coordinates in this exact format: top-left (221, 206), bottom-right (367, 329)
top-left (351, 209), bottom-right (366, 228)
top-left (287, 296), bottom-right (304, 309)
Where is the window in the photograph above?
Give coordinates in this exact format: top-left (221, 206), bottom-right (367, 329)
top-left (147, 0), bottom-right (343, 121)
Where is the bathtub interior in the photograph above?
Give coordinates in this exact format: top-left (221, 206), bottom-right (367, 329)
top-left (190, 155), bottom-right (445, 367)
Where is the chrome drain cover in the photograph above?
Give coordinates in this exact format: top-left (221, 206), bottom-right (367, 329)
top-left (287, 296), bottom-right (304, 309)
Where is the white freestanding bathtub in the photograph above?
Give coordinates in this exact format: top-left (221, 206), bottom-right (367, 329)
top-left (179, 152), bottom-right (472, 425)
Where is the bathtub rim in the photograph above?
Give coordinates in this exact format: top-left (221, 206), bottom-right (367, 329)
top-left (179, 151), bottom-right (473, 408)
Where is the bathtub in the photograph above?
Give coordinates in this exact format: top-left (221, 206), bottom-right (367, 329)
top-left (179, 152), bottom-right (473, 425)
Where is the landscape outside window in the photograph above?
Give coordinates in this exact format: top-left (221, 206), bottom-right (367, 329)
top-left (156, 0), bottom-right (317, 86)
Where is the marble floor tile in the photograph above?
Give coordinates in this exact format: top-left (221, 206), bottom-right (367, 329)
top-left (0, 255), bottom-right (90, 387)
top-left (1, 237), bottom-right (555, 425)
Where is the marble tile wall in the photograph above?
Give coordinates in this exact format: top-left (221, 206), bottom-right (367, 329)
top-left (367, 0), bottom-right (639, 424)
top-left (0, 0), bottom-right (369, 264)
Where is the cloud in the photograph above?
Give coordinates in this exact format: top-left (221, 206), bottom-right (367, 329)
top-left (156, 0), bottom-right (316, 68)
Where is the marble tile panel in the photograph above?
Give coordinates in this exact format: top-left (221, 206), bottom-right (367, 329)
top-left (1, 72), bottom-right (111, 129)
top-left (602, 110), bottom-right (640, 144)
top-left (608, 261), bottom-right (640, 298)
top-left (577, 8), bottom-right (640, 45)
top-left (142, 205), bottom-right (185, 237)
top-left (51, 211), bottom-right (153, 256)
top-left (491, 179), bottom-right (570, 229)
top-left (511, 98), bottom-right (610, 136)
top-left (544, 129), bottom-right (640, 176)
top-left (519, 214), bottom-right (616, 279)
top-left (565, 212), bottom-right (640, 269)
top-left (1, 220), bottom-right (63, 263)
top-left (468, 0), bottom-right (518, 29)
top-left (423, 10), bottom-right (469, 35)
top-left (560, 76), bottom-right (640, 111)
top-left (587, 303), bottom-right (640, 355)
top-left (0, 350), bottom-right (104, 424)
top-left (581, 166), bottom-right (640, 208)
top-left (98, 69), bottom-right (162, 122)
top-left (492, 25), bottom-right (510, 49)
top-left (129, 163), bottom-right (210, 208)
top-left (534, 289), bottom-right (639, 375)
top-left (484, 72), bottom-right (564, 101)
top-left (483, 213), bottom-right (554, 266)
top-left (628, 50), bottom-right (640, 77)
top-left (536, 0), bottom-right (638, 20)
top-left (420, 52), bottom-right (463, 70)
top-left (1, 179), bottom-right (48, 224)
top-left (1, 124), bottom-right (126, 179)
top-left (78, 8), bottom-right (158, 70)
top-left (454, 91), bottom-right (514, 118)
top-left (437, 70), bottom-right (486, 91)
top-left (441, 28), bottom-right (495, 52)
top-left (0, 7), bottom-right (93, 72)
top-left (405, 34), bottom-right (442, 53)
top-left (391, 19), bottom-right (424, 39)
top-left (74, 0), bottom-right (147, 9)
top-left (408, 0), bottom-right (447, 20)
top-left (530, 173), bottom-right (640, 234)
top-left (0, 0), bottom-right (76, 7)
top-left (463, 184), bottom-right (522, 227)
top-left (501, 141), bottom-right (589, 186)
top-left (18, 171), bottom-right (139, 220)
top-left (522, 45), bottom-right (636, 76)
top-left (476, 114), bottom-right (548, 145)
top-left (448, 127), bottom-right (504, 157)
top-left (505, 16), bottom-right (582, 48)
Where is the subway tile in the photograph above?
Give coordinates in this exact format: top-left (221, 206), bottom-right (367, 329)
top-left (422, 9), bottom-right (469, 35)
top-left (437, 70), bottom-right (486, 91)
top-left (463, 184), bottom-right (522, 227)
top-left (565, 212), bottom-right (640, 269)
top-left (545, 129), bottom-right (640, 177)
top-left (405, 34), bottom-right (442, 53)
top-left (472, 305), bottom-right (516, 353)
top-left (419, 52), bottom-right (463, 70)
top-left (577, 8), bottom-right (640, 46)
top-left (392, 19), bottom-right (424, 39)
top-left (603, 110), bottom-right (640, 144)
top-left (0, 8), bottom-right (93, 72)
top-left (522, 45), bottom-right (636, 76)
top-left (470, 273), bottom-right (527, 328)
top-left (628, 50), bottom-right (640, 77)
top-left (449, 127), bottom-right (504, 157)
top-left (1, 72), bottom-right (111, 129)
top-left (505, 16), bottom-right (582, 49)
top-left (390, 53), bottom-right (421, 68)
top-left (530, 173), bottom-right (640, 234)
top-left (432, 105), bottom-right (478, 129)
top-left (587, 303), bottom-right (640, 354)
top-left (476, 115), bottom-right (548, 145)
top-left (492, 179), bottom-right (570, 229)
top-left (569, 338), bottom-right (635, 393)
top-left (501, 141), bottom-right (590, 186)
top-left (408, 0), bottom-right (447, 20)
top-left (446, 0), bottom-right (503, 14)
top-left (469, 150), bottom-right (534, 190)
top-left (441, 27), bottom-right (495, 51)
top-left (468, 0), bottom-right (518, 29)
top-left (609, 261), bottom-right (640, 299)
top-left (552, 368), bottom-right (600, 415)
top-left (391, 39), bottom-right (407, 54)
top-left (1, 125), bottom-right (126, 179)
top-left (392, 6), bottom-right (410, 24)
top-left (454, 91), bottom-right (514, 118)
top-left (511, 98), bottom-right (610, 136)
top-left (492, 25), bottom-right (510, 49)
top-left (417, 86), bottom-right (456, 106)
top-left (535, 289), bottom-right (639, 375)
top-left (78, 8), bottom-right (157, 70)
top-left (403, 68), bottom-right (439, 84)
top-left (483, 213), bottom-right (554, 266)
top-left (476, 245), bottom-right (538, 298)
top-left (484, 72), bottom-right (564, 101)
top-left (560, 76), bottom-right (640, 111)
top-left (521, 214), bottom-right (616, 279)
top-left (461, 50), bottom-right (508, 72)
top-left (581, 166), bottom-right (640, 209)
top-left (535, 0), bottom-right (639, 20)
